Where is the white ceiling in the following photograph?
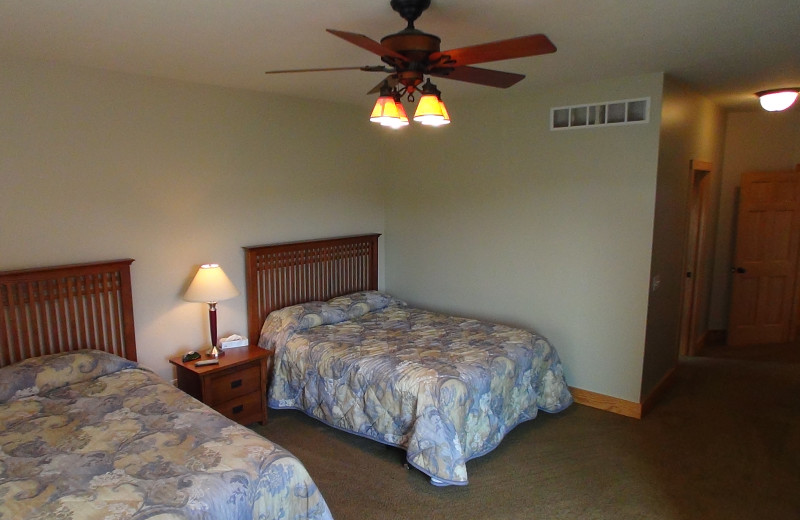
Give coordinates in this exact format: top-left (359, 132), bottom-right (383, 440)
top-left (1, 0), bottom-right (798, 111)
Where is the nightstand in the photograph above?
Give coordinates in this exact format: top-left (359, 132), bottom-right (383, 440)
top-left (169, 345), bottom-right (271, 425)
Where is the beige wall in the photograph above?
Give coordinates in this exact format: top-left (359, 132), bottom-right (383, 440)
top-left (641, 76), bottom-right (725, 398)
top-left (383, 73), bottom-right (664, 402)
top-left (0, 59), bottom-right (386, 380)
top-left (709, 109), bottom-right (800, 330)
top-left (4, 58), bottom-right (749, 404)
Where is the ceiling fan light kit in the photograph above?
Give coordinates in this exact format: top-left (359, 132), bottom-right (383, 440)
top-left (370, 93), bottom-right (410, 128)
top-left (412, 78), bottom-right (450, 126)
top-left (265, 0), bottom-right (557, 129)
top-left (370, 81), bottom-right (409, 128)
top-left (756, 88), bottom-right (799, 112)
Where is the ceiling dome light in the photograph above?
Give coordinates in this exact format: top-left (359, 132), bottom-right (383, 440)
top-left (756, 89), bottom-right (799, 112)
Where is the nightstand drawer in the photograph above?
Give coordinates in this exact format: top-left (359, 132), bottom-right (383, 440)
top-left (207, 364), bottom-right (262, 406)
top-left (213, 391), bottom-right (263, 424)
top-left (169, 345), bottom-right (270, 426)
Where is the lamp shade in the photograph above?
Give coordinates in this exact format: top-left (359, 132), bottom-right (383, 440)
top-left (757, 89), bottom-right (799, 111)
top-left (183, 264), bottom-right (239, 303)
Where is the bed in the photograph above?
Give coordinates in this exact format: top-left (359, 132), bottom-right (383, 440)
top-left (244, 235), bottom-right (573, 486)
top-left (0, 259), bottom-right (332, 520)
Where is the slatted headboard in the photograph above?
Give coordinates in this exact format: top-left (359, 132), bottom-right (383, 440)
top-left (244, 234), bottom-right (380, 344)
top-left (0, 259), bottom-right (137, 367)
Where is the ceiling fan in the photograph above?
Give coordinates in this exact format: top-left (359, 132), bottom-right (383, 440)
top-left (265, 0), bottom-right (556, 126)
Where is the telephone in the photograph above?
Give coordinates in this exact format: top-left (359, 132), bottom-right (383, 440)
top-left (182, 351), bottom-right (201, 362)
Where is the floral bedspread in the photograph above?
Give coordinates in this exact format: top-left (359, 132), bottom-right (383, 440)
top-left (0, 350), bottom-right (332, 520)
top-left (259, 291), bottom-right (573, 486)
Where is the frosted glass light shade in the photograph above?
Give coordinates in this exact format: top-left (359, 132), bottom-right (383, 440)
top-left (382, 101), bottom-right (409, 128)
top-left (370, 95), bottom-right (404, 126)
top-left (425, 100), bottom-right (451, 126)
top-left (183, 264), bottom-right (239, 303)
top-left (757, 89), bottom-right (799, 111)
top-left (413, 94), bottom-right (445, 125)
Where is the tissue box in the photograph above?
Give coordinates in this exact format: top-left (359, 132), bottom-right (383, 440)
top-left (219, 335), bottom-right (249, 350)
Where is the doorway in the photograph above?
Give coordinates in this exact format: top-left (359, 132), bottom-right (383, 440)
top-left (680, 160), bottom-right (712, 356)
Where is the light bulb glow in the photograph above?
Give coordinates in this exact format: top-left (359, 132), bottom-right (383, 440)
top-left (414, 94), bottom-right (446, 125)
top-left (757, 89), bottom-right (799, 112)
top-left (423, 99), bottom-right (451, 126)
top-left (370, 95), bottom-right (403, 125)
top-left (382, 101), bottom-right (409, 128)
top-left (371, 78), bottom-right (453, 128)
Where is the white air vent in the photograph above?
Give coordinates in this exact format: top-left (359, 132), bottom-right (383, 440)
top-left (550, 98), bottom-right (649, 130)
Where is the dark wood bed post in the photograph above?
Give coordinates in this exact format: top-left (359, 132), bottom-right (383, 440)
top-left (243, 234), bottom-right (380, 346)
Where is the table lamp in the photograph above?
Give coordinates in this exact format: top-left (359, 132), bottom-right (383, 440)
top-left (183, 263), bottom-right (239, 358)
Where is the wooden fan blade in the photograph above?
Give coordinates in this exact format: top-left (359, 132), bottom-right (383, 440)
top-left (430, 34), bottom-right (556, 67)
top-left (265, 65), bottom-right (391, 74)
top-left (429, 66), bottom-right (525, 88)
top-left (327, 29), bottom-right (408, 62)
top-left (366, 76), bottom-right (399, 95)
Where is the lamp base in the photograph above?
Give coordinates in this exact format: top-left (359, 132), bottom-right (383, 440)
top-left (206, 345), bottom-right (225, 358)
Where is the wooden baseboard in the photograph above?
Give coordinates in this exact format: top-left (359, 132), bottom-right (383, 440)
top-left (704, 329), bottom-right (726, 347)
top-left (640, 365), bottom-right (677, 417)
top-left (570, 362), bottom-right (678, 420)
top-left (569, 387), bottom-right (641, 419)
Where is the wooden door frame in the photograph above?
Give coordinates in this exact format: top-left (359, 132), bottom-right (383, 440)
top-left (788, 163), bottom-right (800, 339)
top-left (792, 164), bottom-right (800, 340)
top-left (679, 159), bottom-right (713, 356)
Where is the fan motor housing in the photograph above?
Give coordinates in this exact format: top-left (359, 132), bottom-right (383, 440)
top-left (381, 29), bottom-right (441, 62)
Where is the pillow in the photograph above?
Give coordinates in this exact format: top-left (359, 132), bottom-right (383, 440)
top-left (327, 291), bottom-right (404, 319)
top-left (0, 349), bottom-right (137, 403)
top-left (297, 301), bottom-right (348, 329)
top-left (258, 292), bottom-right (406, 351)
top-left (258, 301), bottom-right (347, 351)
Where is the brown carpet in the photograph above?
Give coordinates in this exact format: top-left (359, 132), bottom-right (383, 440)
top-left (251, 344), bottom-right (800, 519)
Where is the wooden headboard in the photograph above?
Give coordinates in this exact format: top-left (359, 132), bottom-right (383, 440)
top-left (244, 234), bottom-right (380, 344)
top-left (0, 259), bottom-right (137, 367)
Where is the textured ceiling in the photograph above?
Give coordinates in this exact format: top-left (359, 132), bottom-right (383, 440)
top-left (1, 0), bottom-right (798, 111)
